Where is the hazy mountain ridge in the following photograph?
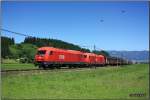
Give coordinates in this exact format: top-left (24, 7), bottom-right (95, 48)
top-left (108, 50), bottom-right (149, 62)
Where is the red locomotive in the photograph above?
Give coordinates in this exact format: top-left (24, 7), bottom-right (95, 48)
top-left (34, 47), bottom-right (131, 69)
top-left (35, 47), bottom-right (106, 69)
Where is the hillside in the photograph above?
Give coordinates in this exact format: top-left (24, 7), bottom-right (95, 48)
top-left (23, 37), bottom-right (90, 52)
top-left (108, 51), bottom-right (149, 63)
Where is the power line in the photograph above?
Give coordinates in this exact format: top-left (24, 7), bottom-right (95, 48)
top-left (1, 28), bottom-right (33, 37)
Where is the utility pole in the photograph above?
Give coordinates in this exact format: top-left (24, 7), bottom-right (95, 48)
top-left (94, 45), bottom-right (96, 51)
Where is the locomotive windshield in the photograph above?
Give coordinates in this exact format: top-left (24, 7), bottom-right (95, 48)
top-left (37, 50), bottom-right (46, 55)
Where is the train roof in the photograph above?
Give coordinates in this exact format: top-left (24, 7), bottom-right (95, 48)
top-left (38, 47), bottom-right (67, 52)
top-left (38, 47), bottom-right (106, 57)
top-left (38, 47), bottom-right (83, 54)
top-left (67, 50), bottom-right (83, 54)
top-left (97, 55), bottom-right (105, 57)
top-left (84, 52), bottom-right (97, 56)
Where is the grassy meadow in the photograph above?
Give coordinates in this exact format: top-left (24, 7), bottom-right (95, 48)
top-left (1, 59), bottom-right (36, 70)
top-left (1, 64), bottom-right (149, 99)
top-left (1, 63), bottom-right (36, 70)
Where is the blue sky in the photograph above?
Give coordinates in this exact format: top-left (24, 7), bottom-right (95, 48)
top-left (2, 1), bottom-right (149, 51)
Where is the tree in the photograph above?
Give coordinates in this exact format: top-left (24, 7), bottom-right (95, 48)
top-left (21, 43), bottom-right (38, 62)
top-left (92, 50), bottom-right (110, 57)
top-left (1, 36), bottom-right (14, 58)
top-left (9, 45), bottom-right (22, 58)
top-left (81, 48), bottom-right (91, 53)
top-left (9, 43), bottom-right (38, 63)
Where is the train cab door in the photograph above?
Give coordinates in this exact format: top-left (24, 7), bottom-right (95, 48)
top-left (48, 50), bottom-right (54, 62)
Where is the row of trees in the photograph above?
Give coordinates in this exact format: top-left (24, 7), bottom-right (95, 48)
top-left (1, 36), bottom-right (14, 58)
top-left (92, 50), bottom-right (110, 57)
top-left (24, 37), bottom-right (91, 52)
top-left (1, 36), bottom-right (109, 63)
top-left (9, 44), bottom-right (37, 62)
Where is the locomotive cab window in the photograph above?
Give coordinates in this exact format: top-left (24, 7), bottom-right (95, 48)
top-left (37, 50), bottom-right (46, 55)
top-left (84, 55), bottom-right (87, 58)
top-left (49, 51), bottom-right (53, 55)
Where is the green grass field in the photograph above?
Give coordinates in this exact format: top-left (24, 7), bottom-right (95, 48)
top-left (1, 59), bottom-right (19, 64)
top-left (1, 64), bottom-right (149, 99)
top-left (1, 63), bottom-right (36, 70)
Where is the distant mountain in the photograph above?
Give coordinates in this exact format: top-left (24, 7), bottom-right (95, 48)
top-left (107, 50), bottom-right (149, 63)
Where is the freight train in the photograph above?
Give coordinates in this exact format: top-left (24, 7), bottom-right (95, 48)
top-left (34, 47), bottom-right (131, 69)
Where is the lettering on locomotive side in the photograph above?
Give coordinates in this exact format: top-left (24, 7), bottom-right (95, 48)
top-left (59, 55), bottom-right (65, 60)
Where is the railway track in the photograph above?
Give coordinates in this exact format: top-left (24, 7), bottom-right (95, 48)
top-left (1, 67), bottom-right (97, 75)
top-left (1, 68), bottom-right (40, 72)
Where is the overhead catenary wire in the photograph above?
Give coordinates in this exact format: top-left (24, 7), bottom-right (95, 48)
top-left (1, 28), bottom-right (33, 37)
